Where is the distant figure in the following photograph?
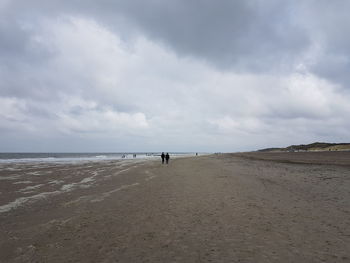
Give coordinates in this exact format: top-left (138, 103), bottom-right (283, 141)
top-left (161, 152), bottom-right (165, 164)
top-left (196, 153), bottom-right (198, 156)
top-left (133, 154), bottom-right (136, 158)
top-left (165, 153), bottom-right (170, 164)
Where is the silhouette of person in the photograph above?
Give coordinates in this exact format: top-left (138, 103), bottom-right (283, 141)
top-left (165, 153), bottom-right (170, 164)
top-left (161, 152), bottom-right (165, 164)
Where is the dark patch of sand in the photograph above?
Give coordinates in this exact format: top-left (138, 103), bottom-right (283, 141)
top-left (234, 151), bottom-right (350, 166)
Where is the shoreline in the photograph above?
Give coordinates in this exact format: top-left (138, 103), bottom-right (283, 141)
top-left (0, 152), bottom-right (201, 165)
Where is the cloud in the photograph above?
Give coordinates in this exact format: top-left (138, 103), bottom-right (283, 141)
top-left (293, 0), bottom-right (350, 88)
top-left (3, 0), bottom-right (310, 72)
top-left (1, 1), bottom-right (350, 151)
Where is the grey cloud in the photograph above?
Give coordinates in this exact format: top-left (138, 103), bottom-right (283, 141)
top-left (5, 0), bottom-right (310, 72)
top-left (1, 0), bottom-right (350, 152)
top-left (0, 20), bottom-right (29, 58)
top-left (73, 0), bottom-right (350, 85)
top-left (297, 0), bottom-right (350, 88)
top-left (311, 56), bottom-right (350, 89)
top-left (4, 0), bottom-right (350, 82)
top-left (113, 0), bottom-right (309, 71)
top-left (0, 18), bottom-right (58, 101)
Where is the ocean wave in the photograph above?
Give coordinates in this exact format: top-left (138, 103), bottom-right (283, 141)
top-left (0, 153), bottom-right (198, 164)
top-left (95, 155), bottom-right (107, 158)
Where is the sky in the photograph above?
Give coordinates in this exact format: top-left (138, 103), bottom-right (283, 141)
top-left (1, 0), bottom-right (350, 152)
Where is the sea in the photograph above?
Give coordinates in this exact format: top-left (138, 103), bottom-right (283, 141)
top-left (0, 152), bottom-right (197, 164)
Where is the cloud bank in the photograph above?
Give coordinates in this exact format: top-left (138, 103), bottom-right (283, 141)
top-left (0, 0), bottom-right (350, 152)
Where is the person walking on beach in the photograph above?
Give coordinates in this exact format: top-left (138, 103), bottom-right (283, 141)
top-left (165, 153), bottom-right (170, 164)
top-left (161, 152), bottom-right (165, 164)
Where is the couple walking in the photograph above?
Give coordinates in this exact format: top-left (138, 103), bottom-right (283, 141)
top-left (161, 152), bottom-right (170, 164)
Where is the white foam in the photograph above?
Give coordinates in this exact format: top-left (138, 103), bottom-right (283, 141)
top-left (0, 175), bottom-right (23, 180)
top-left (60, 183), bottom-right (76, 191)
top-left (60, 171), bottom-right (98, 192)
top-left (0, 161), bottom-right (149, 213)
top-left (13, 181), bottom-right (33, 184)
top-left (95, 155), bottom-right (107, 158)
top-left (26, 171), bottom-right (42, 176)
top-left (64, 196), bottom-right (91, 206)
top-left (80, 177), bottom-right (95, 184)
top-left (18, 184), bottom-right (44, 193)
top-left (91, 183), bottom-right (139, 202)
top-left (104, 168), bottom-right (131, 179)
top-left (1, 173), bottom-right (97, 213)
top-left (145, 175), bottom-right (156, 181)
top-left (1, 167), bottom-right (22, 171)
top-left (0, 190), bottom-right (61, 213)
top-left (118, 159), bottom-right (146, 167)
top-left (48, 180), bottom-right (64, 185)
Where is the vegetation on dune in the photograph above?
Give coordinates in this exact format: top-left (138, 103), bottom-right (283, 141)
top-left (258, 142), bottom-right (350, 152)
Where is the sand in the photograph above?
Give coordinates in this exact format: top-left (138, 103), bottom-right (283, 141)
top-left (0, 153), bottom-right (350, 262)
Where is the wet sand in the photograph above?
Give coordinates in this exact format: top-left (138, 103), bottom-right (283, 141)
top-left (1, 153), bottom-right (350, 262)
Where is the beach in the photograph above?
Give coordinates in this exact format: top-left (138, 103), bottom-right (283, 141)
top-left (1, 153), bottom-right (350, 262)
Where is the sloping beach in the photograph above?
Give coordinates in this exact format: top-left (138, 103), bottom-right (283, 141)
top-left (1, 153), bottom-right (350, 262)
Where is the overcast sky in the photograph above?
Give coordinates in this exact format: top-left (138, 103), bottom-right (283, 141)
top-left (1, 0), bottom-right (350, 152)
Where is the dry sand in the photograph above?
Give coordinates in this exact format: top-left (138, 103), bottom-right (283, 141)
top-left (1, 153), bottom-right (350, 262)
